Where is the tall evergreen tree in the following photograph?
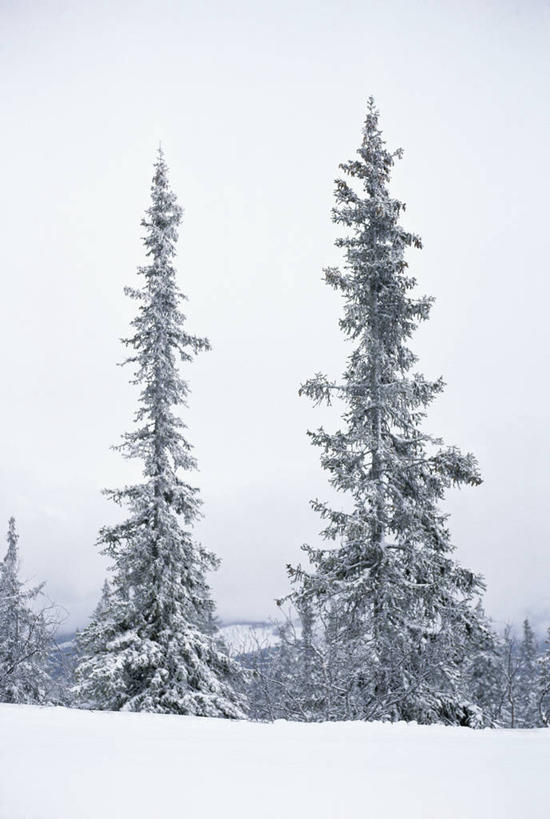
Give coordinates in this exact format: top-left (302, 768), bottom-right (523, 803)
top-left (0, 518), bottom-right (54, 703)
top-left (74, 150), bottom-right (244, 717)
top-left (537, 627), bottom-right (550, 726)
top-left (466, 602), bottom-right (507, 726)
top-left (288, 98), bottom-right (487, 725)
top-left (517, 618), bottom-right (538, 727)
top-left (501, 624), bottom-right (521, 728)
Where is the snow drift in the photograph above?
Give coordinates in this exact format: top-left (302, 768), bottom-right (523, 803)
top-left (0, 704), bottom-right (548, 818)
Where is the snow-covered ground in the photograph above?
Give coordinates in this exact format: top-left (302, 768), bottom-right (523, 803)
top-left (0, 705), bottom-right (548, 819)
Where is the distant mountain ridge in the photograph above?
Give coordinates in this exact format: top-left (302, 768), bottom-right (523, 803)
top-left (52, 620), bottom-right (282, 671)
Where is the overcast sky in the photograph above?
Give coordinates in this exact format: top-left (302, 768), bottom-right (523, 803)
top-left (1, 0), bottom-right (549, 633)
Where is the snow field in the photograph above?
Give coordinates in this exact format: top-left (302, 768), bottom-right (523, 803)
top-left (1, 704), bottom-right (549, 818)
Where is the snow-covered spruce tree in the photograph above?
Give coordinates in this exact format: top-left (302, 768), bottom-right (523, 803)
top-left (74, 150), bottom-right (244, 717)
top-left (466, 602), bottom-right (507, 726)
top-left (73, 580), bottom-right (113, 705)
top-left (517, 618), bottom-right (539, 727)
top-left (0, 518), bottom-right (55, 703)
top-left (537, 628), bottom-right (550, 726)
top-left (501, 625), bottom-right (521, 728)
top-left (287, 98), bottom-right (488, 725)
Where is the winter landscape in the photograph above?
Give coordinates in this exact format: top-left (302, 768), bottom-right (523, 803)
top-left (2, 1), bottom-right (550, 817)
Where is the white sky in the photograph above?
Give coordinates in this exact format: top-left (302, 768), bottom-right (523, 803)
top-left (1, 0), bottom-right (549, 632)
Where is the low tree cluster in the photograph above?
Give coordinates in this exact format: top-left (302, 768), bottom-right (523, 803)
top-left (245, 612), bottom-right (550, 728)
